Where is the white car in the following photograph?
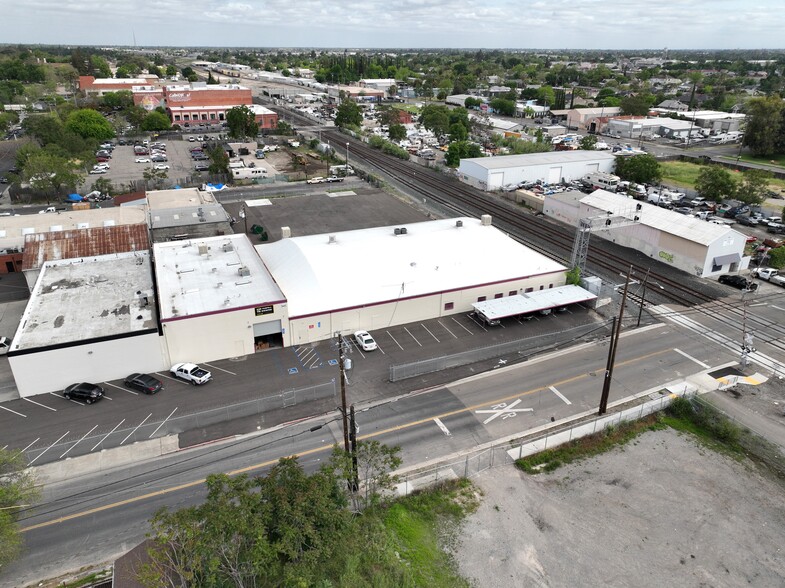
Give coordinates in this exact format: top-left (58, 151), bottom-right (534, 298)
top-left (354, 330), bottom-right (377, 351)
top-left (135, 157), bottom-right (151, 163)
top-left (154, 164), bottom-right (170, 170)
top-left (93, 163), bottom-right (110, 170)
top-left (88, 168), bottom-right (107, 174)
top-left (307, 176), bottom-right (325, 184)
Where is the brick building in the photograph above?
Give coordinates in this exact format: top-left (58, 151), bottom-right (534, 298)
top-left (164, 84), bottom-right (277, 129)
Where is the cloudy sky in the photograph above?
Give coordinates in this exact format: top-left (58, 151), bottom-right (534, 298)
top-left (5, 0), bottom-right (784, 49)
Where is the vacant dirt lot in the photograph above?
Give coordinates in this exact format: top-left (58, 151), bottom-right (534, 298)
top-left (455, 427), bottom-right (785, 587)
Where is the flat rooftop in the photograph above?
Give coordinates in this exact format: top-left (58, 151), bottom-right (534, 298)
top-left (256, 217), bottom-right (566, 319)
top-left (154, 234), bottom-right (285, 321)
top-left (473, 285), bottom-right (597, 320)
top-left (146, 188), bottom-right (217, 210)
top-left (459, 151), bottom-right (615, 171)
top-left (0, 206), bottom-right (147, 252)
top-left (12, 251), bottom-right (156, 352)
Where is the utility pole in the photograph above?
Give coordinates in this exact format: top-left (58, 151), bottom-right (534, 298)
top-left (349, 404), bottom-right (359, 491)
top-left (338, 334), bottom-right (350, 452)
top-left (636, 269), bottom-right (650, 328)
top-left (600, 266), bottom-right (632, 414)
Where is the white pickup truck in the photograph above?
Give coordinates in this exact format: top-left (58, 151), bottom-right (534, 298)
top-left (170, 363), bottom-right (212, 385)
top-left (752, 268), bottom-right (785, 286)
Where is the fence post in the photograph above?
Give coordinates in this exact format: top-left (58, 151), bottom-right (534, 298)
top-left (544, 431), bottom-right (549, 450)
top-left (465, 455), bottom-right (469, 477)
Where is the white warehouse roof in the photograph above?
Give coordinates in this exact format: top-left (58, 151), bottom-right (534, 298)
top-left (256, 217), bottom-right (566, 319)
top-left (461, 151), bottom-right (615, 171)
top-left (582, 190), bottom-right (745, 246)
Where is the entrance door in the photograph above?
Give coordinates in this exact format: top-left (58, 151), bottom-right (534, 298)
top-left (5, 261), bottom-right (14, 272)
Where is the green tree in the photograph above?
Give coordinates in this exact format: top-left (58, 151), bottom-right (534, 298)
top-left (89, 177), bottom-right (114, 196)
top-left (0, 448), bottom-right (40, 570)
top-left (580, 135), bottom-right (598, 150)
top-left (276, 120), bottom-right (293, 135)
top-left (489, 98), bottom-right (515, 116)
top-left (140, 111), bottom-right (171, 132)
top-left (620, 95), bottom-right (651, 116)
top-left (22, 150), bottom-right (83, 203)
top-left (565, 266), bottom-right (581, 286)
top-left (464, 96), bottom-right (483, 109)
top-left (101, 91), bottom-right (134, 111)
top-left (208, 145), bottom-right (230, 175)
top-left (388, 123), bottom-right (406, 142)
top-left (449, 122), bottom-right (468, 142)
top-left (737, 169), bottom-right (772, 206)
top-left (142, 167), bottom-right (169, 190)
top-left (64, 108), bottom-right (114, 141)
top-left (226, 105), bottom-right (259, 139)
top-left (334, 99), bottom-right (362, 128)
top-left (743, 96), bottom-right (784, 157)
top-left (445, 141), bottom-right (482, 166)
top-left (165, 64), bottom-right (177, 77)
top-left (613, 154), bottom-right (662, 185)
top-left (22, 114), bottom-right (64, 146)
top-left (694, 165), bottom-right (738, 201)
top-left (90, 55), bottom-right (111, 78)
top-left (420, 104), bottom-right (451, 138)
top-left (387, 84), bottom-right (398, 99)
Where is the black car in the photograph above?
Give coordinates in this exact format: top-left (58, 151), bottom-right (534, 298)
top-left (718, 274), bottom-right (758, 291)
top-left (63, 382), bottom-right (105, 404)
top-left (124, 373), bottom-right (163, 394)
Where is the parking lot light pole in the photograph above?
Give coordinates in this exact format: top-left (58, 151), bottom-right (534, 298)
top-left (345, 142), bottom-right (349, 176)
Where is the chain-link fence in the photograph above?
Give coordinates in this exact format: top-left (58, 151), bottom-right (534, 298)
top-left (389, 320), bottom-right (612, 381)
top-left (26, 380), bottom-right (337, 467)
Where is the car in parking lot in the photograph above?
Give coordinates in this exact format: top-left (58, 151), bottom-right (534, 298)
top-left (718, 274), bottom-right (758, 291)
top-left (151, 154), bottom-right (168, 162)
top-left (63, 382), bottom-right (105, 404)
top-left (192, 153), bottom-right (209, 161)
top-left (188, 136), bottom-right (195, 142)
top-left (124, 373), bottom-right (164, 394)
top-left (307, 176), bottom-right (326, 184)
top-left (354, 330), bottom-right (377, 351)
top-left (325, 176), bottom-right (344, 183)
top-left (154, 164), bottom-right (170, 170)
top-left (194, 163), bottom-right (210, 172)
top-left (135, 157), bottom-right (151, 163)
top-left (735, 215), bottom-right (759, 227)
top-left (89, 168), bottom-right (107, 174)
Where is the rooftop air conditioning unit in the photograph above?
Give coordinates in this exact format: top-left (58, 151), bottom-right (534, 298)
top-left (456, 220), bottom-right (463, 228)
top-left (198, 243), bottom-right (208, 255)
top-left (481, 215), bottom-right (492, 226)
top-left (238, 266), bottom-right (250, 277)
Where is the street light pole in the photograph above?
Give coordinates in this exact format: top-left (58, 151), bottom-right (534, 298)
top-left (345, 142), bottom-right (349, 176)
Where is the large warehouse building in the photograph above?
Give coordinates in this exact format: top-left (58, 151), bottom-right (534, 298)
top-left (457, 151), bottom-right (616, 191)
top-left (256, 216), bottom-right (568, 347)
top-left (544, 189), bottom-right (748, 277)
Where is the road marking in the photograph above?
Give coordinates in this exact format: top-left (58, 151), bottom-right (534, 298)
top-left (404, 327), bottom-right (422, 347)
top-left (20, 347), bottom-right (673, 533)
top-left (421, 324), bottom-right (440, 343)
top-left (104, 382), bottom-right (138, 395)
top-left (475, 399), bottom-right (533, 425)
top-left (437, 320), bottom-right (458, 339)
top-left (203, 363), bottom-right (236, 375)
top-left (156, 372), bottom-right (179, 382)
top-left (59, 425), bottom-right (98, 459)
top-left (121, 414), bottom-right (152, 445)
top-left (451, 316), bottom-right (473, 334)
top-left (673, 348), bottom-right (711, 369)
top-left (466, 313), bottom-right (488, 331)
top-left (19, 438), bottom-right (39, 454)
top-left (29, 431), bottom-right (70, 466)
top-left (772, 305), bottom-right (785, 312)
top-left (22, 397), bottom-right (56, 412)
top-left (0, 404), bottom-right (26, 417)
top-left (433, 417), bottom-right (451, 436)
top-left (91, 419), bottom-right (125, 451)
top-left (149, 408), bottom-right (178, 439)
top-left (549, 386), bottom-right (572, 405)
top-left (386, 331), bottom-right (404, 351)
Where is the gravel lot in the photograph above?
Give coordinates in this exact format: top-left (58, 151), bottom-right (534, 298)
top-left (454, 426), bottom-right (785, 588)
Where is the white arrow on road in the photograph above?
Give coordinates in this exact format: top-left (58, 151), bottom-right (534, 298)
top-left (476, 399), bottom-right (533, 425)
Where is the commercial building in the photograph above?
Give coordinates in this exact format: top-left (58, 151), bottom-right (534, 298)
top-left (7, 251), bottom-right (164, 397)
top-left (327, 85), bottom-right (385, 103)
top-left (146, 188), bottom-right (233, 242)
top-left (256, 217), bottom-right (567, 347)
top-left (154, 234), bottom-right (286, 364)
top-left (78, 75), bottom-right (161, 95)
top-left (544, 189), bottom-right (748, 277)
top-left (163, 83), bottom-right (278, 129)
top-left (458, 151), bottom-right (616, 191)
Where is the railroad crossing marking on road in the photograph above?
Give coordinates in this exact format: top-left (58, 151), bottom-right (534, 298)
top-left (476, 399), bottom-right (533, 425)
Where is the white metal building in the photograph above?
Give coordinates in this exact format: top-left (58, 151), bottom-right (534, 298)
top-left (154, 234), bottom-right (286, 364)
top-left (8, 251), bottom-right (165, 397)
top-left (256, 217), bottom-right (568, 347)
top-left (543, 190), bottom-right (749, 277)
top-left (458, 151), bottom-right (616, 191)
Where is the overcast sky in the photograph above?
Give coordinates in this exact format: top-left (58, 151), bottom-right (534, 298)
top-left (5, 0), bottom-right (784, 50)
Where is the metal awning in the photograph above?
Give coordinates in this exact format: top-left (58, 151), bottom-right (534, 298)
top-left (713, 253), bottom-right (741, 266)
top-left (472, 284), bottom-right (598, 321)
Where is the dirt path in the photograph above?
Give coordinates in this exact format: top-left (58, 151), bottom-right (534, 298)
top-left (455, 428), bottom-right (785, 587)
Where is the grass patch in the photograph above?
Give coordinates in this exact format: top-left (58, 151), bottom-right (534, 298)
top-left (659, 160), bottom-right (705, 189)
top-left (737, 153), bottom-right (785, 169)
top-left (516, 414), bottom-right (666, 474)
top-left (661, 396), bottom-right (744, 457)
top-left (57, 569), bottom-right (112, 588)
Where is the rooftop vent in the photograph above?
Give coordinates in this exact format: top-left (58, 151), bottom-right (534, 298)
top-left (281, 226), bottom-right (291, 239)
top-left (222, 242), bottom-right (234, 252)
top-left (238, 266), bottom-right (250, 277)
top-left (328, 235), bottom-right (336, 244)
top-left (481, 215), bottom-right (492, 226)
top-left (456, 220), bottom-right (463, 228)
top-left (198, 243), bottom-right (208, 255)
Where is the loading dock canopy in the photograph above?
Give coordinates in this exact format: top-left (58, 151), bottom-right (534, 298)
top-left (472, 285), bottom-right (597, 321)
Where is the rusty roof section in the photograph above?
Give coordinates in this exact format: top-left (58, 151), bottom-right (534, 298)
top-left (21, 224), bottom-right (150, 271)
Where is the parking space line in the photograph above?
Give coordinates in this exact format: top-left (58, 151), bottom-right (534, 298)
top-left (349, 339), bottom-right (366, 359)
top-left (121, 414), bottom-right (152, 445)
top-left (549, 386), bottom-right (572, 405)
top-left (673, 348), bottom-right (710, 369)
top-left (149, 408), bottom-right (178, 438)
top-left (0, 404), bottom-right (26, 417)
top-left (105, 382), bottom-right (138, 395)
top-left (22, 397), bottom-right (57, 411)
top-left (437, 320), bottom-right (458, 339)
top-left (466, 313), bottom-right (487, 332)
top-left (91, 419), bottom-right (125, 451)
top-left (772, 305), bottom-right (785, 312)
top-left (29, 431), bottom-right (70, 466)
top-left (450, 317), bottom-right (474, 334)
top-left (421, 324), bottom-right (440, 343)
top-left (404, 327), bottom-right (422, 347)
top-left (60, 425), bottom-right (98, 459)
top-left (156, 372), bottom-right (179, 383)
top-left (203, 363), bottom-right (236, 375)
top-left (19, 438), bottom-right (39, 454)
top-left (386, 331), bottom-right (404, 351)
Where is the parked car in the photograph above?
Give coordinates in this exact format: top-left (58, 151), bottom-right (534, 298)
top-left (193, 154), bottom-right (209, 161)
top-left (124, 373), bottom-right (164, 394)
top-left (354, 330), bottom-right (377, 351)
top-left (170, 363), bottom-right (212, 385)
top-left (194, 163), bottom-right (210, 172)
top-left (0, 336), bottom-right (11, 355)
top-left (88, 168), bottom-right (107, 174)
top-left (307, 177), bottom-right (326, 184)
top-left (154, 164), bottom-right (170, 170)
top-left (135, 158), bottom-right (151, 163)
top-left (735, 215), bottom-right (759, 227)
top-left (188, 136), bottom-right (195, 142)
top-left (63, 382), bottom-right (105, 404)
top-left (151, 154), bottom-right (168, 162)
top-left (325, 176), bottom-right (344, 183)
top-left (718, 274), bottom-right (758, 291)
